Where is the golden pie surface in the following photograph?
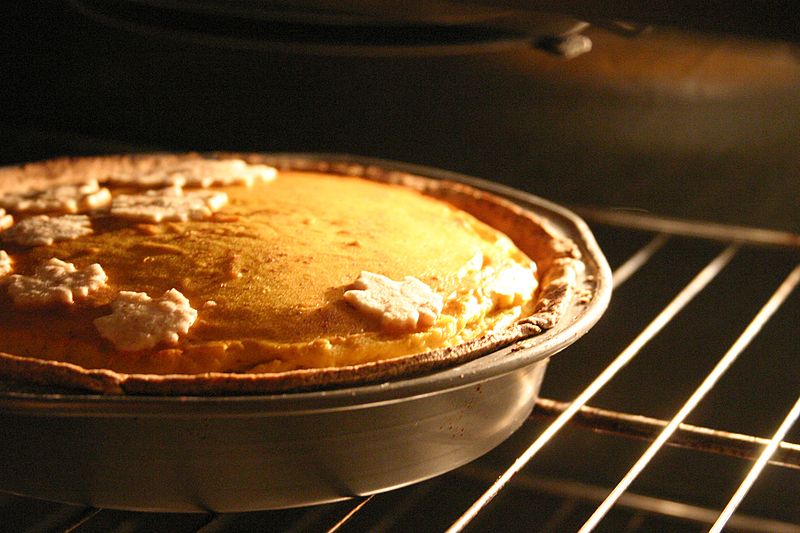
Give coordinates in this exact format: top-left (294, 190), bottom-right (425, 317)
top-left (0, 154), bottom-right (583, 394)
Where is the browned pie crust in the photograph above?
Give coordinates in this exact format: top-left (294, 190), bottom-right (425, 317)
top-left (0, 153), bottom-right (583, 395)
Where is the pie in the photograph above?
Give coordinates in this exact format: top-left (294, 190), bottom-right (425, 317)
top-left (0, 154), bottom-right (583, 394)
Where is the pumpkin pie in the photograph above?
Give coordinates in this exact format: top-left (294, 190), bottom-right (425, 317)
top-left (0, 154), bottom-right (583, 394)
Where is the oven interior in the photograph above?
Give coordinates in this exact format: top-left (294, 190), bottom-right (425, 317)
top-left (1, 1), bottom-right (799, 531)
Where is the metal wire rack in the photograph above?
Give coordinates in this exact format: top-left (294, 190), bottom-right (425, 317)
top-left (2, 209), bottom-right (798, 533)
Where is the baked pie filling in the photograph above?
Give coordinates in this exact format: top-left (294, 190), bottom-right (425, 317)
top-left (0, 154), bottom-right (582, 392)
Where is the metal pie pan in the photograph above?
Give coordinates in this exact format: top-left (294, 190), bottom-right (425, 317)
top-left (0, 155), bottom-right (612, 512)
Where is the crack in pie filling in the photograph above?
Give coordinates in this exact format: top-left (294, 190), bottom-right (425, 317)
top-left (0, 154), bottom-right (583, 394)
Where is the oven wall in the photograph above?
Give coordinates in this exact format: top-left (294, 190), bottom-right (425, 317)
top-left (2, 1), bottom-right (799, 232)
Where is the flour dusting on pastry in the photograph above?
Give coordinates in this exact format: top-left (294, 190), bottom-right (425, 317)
top-left (1, 214), bottom-right (93, 246)
top-left (0, 180), bottom-right (111, 214)
top-left (94, 289), bottom-right (198, 351)
top-left (344, 271), bottom-right (444, 334)
top-left (107, 159), bottom-right (277, 188)
top-left (177, 159), bottom-right (277, 188)
top-left (110, 186), bottom-right (229, 222)
top-left (0, 209), bottom-right (12, 231)
top-left (0, 251), bottom-right (11, 278)
top-left (7, 258), bottom-right (107, 307)
top-left (484, 263), bottom-right (538, 308)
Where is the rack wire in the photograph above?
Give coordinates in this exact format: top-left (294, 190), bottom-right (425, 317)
top-left (3, 210), bottom-right (799, 532)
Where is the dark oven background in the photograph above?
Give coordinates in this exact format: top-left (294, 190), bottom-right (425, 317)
top-left (1, 1), bottom-right (798, 233)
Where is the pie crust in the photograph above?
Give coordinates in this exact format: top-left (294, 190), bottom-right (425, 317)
top-left (0, 153), bottom-right (584, 395)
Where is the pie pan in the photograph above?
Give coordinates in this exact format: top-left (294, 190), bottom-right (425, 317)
top-left (0, 154), bottom-right (611, 511)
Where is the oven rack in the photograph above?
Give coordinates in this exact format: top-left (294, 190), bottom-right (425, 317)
top-left (3, 209), bottom-right (799, 532)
